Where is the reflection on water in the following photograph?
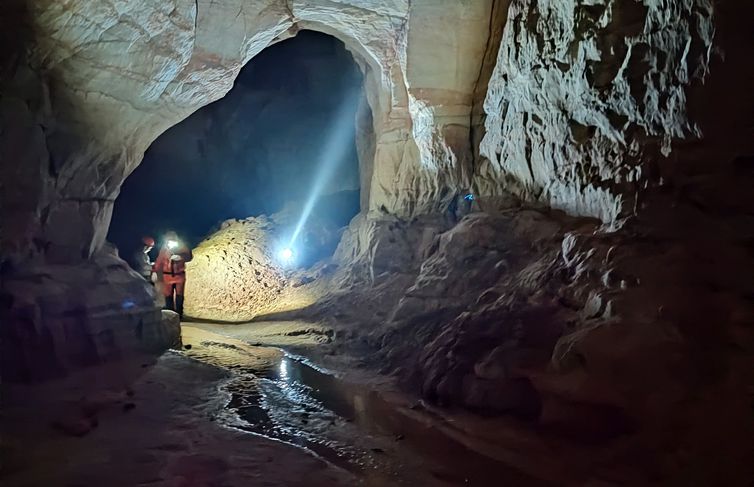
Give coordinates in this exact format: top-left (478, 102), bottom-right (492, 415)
top-left (279, 358), bottom-right (288, 382)
top-left (184, 340), bottom-right (376, 473)
top-left (182, 335), bottom-right (550, 486)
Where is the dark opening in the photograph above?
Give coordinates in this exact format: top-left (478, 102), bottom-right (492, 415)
top-left (109, 31), bottom-right (364, 263)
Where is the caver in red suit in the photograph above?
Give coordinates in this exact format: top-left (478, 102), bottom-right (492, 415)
top-left (153, 232), bottom-right (192, 316)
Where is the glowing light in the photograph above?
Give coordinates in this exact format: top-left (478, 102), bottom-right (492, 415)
top-left (279, 247), bottom-right (294, 262)
top-left (288, 88), bottom-right (361, 249)
top-left (464, 193), bottom-right (474, 202)
top-left (167, 239), bottom-right (179, 250)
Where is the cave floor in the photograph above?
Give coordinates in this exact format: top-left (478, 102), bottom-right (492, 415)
top-left (0, 322), bottom-right (560, 487)
top-left (1, 350), bottom-right (351, 487)
top-left (179, 322), bottom-right (574, 485)
top-left (1, 324), bottom-right (552, 487)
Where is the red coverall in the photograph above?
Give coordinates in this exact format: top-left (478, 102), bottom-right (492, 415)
top-left (153, 244), bottom-right (192, 315)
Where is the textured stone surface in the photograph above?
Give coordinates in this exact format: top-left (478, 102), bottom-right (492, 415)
top-left (0, 245), bottom-right (181, 382)
top-left (184, 216), bottom-right (288, 322)
top-left (312, 199), bottom-right (754, 482)
top-left (183, 211), bottom-right (342, 322)
top-left (475, 0), bottom-right (719, 223)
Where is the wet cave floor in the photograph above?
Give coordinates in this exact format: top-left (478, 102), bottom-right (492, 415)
top-left (1, 324), bottom-right (551, 487)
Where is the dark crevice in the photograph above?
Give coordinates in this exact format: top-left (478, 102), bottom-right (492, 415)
top-left (468, 0), bottom-right (507, 180)
top-left (193, 0), bottom-right (198, 31)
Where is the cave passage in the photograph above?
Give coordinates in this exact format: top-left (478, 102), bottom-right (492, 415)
top-left (108, 31), bottom-right (364, 264)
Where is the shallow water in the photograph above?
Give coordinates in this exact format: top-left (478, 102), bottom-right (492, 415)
top-left (183, 336), bottom-right (549, 486)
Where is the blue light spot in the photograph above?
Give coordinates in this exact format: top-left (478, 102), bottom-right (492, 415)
top-left (122, 300), bottom-right (136, 310)
top-left (464, 193), bottom-right (474, 201)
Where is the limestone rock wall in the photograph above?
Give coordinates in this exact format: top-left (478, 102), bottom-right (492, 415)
top-left (475, 0), bottom-right (718, 223)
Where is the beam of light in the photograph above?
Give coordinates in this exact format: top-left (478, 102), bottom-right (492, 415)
top-left (287, 88), bottom-right (361, 248)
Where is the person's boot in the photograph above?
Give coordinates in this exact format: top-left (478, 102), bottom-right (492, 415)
top-left (176, 295), bottom-right (184, 318)
top-left (165, 295), bottom-right (175, 312)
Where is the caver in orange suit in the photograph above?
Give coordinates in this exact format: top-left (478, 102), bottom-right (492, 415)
top-left (153, 238), bottom-right (192, 316)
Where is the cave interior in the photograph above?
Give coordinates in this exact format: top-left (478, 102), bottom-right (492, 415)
top-left (1, 1), bottom-right (753, 486)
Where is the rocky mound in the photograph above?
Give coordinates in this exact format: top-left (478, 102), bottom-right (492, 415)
top-left (184, 216), bottom-right (287, 322)
top-left (184, 211), bottom-right (343, 322)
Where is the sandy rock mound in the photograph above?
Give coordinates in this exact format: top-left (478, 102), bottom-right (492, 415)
top-left (184, 212), bottom-right (341, 322)
top-left (184, 217), bottom-right (288, 322)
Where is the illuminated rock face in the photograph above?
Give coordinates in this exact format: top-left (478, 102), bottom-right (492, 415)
top-left (183, 210), bottom-right (343, 322)
top-left (475, 0), bottom-right (720, 223)
top-left (183, 217), bottom-right (286, 322)
top-left (4, 0), bottom-right (744, 261)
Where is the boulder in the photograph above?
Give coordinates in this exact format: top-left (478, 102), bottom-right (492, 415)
top-left (0, 246), bottom-right (179, 382)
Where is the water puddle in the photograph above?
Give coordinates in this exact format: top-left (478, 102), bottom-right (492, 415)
top-left (182, 330), bottom-right (549, 486)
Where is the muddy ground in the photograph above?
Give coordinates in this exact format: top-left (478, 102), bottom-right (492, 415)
top-left (1, 322), bottom-right (552, 486)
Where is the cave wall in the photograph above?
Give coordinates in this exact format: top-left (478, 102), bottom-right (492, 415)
top-left (16, 0), bottom-right (736, 264)
top-left (108, 31), bottom-right (363, 254)
top-left (477, 0), bottom-right (710, 222)
top-left (0, 0), bottom-right (497, 266)
top-left (2, 8), bottom-right (752, 467)
top-left (3, 0), bottom-right (749, 273)
top-left (317, 1), bottom-right (753, 481)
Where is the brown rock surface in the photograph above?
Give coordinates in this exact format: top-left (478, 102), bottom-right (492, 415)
top-left (183, 212), bottom-right (345, 322)
top-left (184, 216), bottom-right (288, 321)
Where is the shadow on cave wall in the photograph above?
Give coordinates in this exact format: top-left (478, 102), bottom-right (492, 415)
top-left (108, 31), bottom-right (364, 260)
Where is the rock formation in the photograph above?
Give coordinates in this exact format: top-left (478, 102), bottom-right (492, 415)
top-left (476, 0), bottom-right (719, 223)
top-left (108, 30), bottom-right (362, 251)
top-left (0, 244), bottom-right (181, 381)
top-left (184, 209), bottom-right (343, 322)
top-left (1, 0), bottom-right (495, 264)
top-left (1, 0), bottom-right (495, 379)
top-left (184, 217), bottom-right (288, 322)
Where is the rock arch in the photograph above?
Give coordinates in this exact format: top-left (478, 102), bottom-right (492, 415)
top-left (1, 0), bottom-right (495, 265)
